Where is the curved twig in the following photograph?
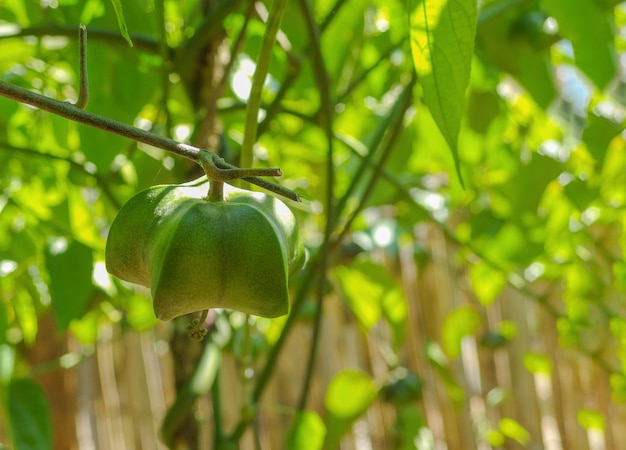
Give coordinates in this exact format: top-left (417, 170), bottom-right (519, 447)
top-left (75, 25), bottom-right (89, 109)
top-left (0, 81), bottom-right (300, 201)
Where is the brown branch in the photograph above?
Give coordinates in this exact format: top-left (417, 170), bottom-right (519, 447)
top-left (0, 81), bottom-right (300, 201)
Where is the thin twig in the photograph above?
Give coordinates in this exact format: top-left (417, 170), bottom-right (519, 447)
top-left (240, 0), bottom-right (289, 170)
top-left (0, 81), bottom-right (300, 201)
top-left (0, 25), bottom-right (160, 53)
top-left (333, 78), bottom-right (416, 246)
top-left (75, 25), bottom-right (89, 110)
top-left (295, 0), bottom-right (336, 412)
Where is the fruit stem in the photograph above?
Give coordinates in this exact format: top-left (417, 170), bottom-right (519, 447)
top-left (208, 180), bottom-right (224, 202)
top-left (200, 152), bottom-right (300, 202)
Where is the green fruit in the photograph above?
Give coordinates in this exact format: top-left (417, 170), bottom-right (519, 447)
top-left (106, 177), bottom-right (305, 320)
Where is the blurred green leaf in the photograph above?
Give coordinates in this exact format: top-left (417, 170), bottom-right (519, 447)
top-left (582, 113), bottom-right (622, 167)
top-left (441, 306), bottom-right (481, 358)
top-left (45, 238), bottom-right (94, 330)
top-left (325, 370), bottom-right (378, 419)
top-left (109, 0), bottom-right (134, 46)
top-left (324, 370), bottom-right (378, 447)
top-left (505, 153), bottom-right (562, 222)
top-left (468, 260), bottom-right (507, 305)
top-left (466, 89), bottom-right (500, 133)
top-left (498, 418), bottom-right (530, 445)
top-left (7, 378), bottom-right (53, 450)
top-left (381, 370), bottom-right (423, 406)
top-left (610, 373), bottom-right (626, 402)
top-left (476, 8), bottom-right (556, 107)
top-left (577, 409), bottom-right (605, 431)
top-left (11, 280), bottom-right (38, 345)
top-left (523, 352), bottom-right (552, 374)
top-left (544, 0), bottom-right (616, 89)
top-left (286, 411), bottom-right (326, 450)
top-left (334, 259), bottom-right (407, 348)
top-left (0, 303), bottom-right (7, 346)
top-left (409, 0), bottom-right (478, 184)
top-left (393, 405), bottom-right (425, 450)
top-left (0, 344), bottom-right (15, 384)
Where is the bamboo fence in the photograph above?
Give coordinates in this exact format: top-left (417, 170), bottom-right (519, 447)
top-left (4, 222), bottom-right (626, 450)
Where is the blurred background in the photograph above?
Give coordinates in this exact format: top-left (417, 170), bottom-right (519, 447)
top-left (1, 0), bottom-right (626, 449)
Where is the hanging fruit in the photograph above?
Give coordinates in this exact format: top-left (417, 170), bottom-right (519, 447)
top-left (106, 175), bottom-right (305, 322)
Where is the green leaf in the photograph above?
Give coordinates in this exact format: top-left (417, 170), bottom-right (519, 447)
top-left (409, 0), bottom-right (478, 185)
top-left (333, 260), bottom-right (407, 348)
top-left (523, 352), bottom-right (552, 374)
top-left (0, 344), bottom-right (15, 384)
top-left (286, 411), bottom-right (326, 450)
top-left (441, 306), bottom-right (481, 358)
top-left (325, 370), bottom-right (378, 419)
top-left (394, 405), bottom-right (426, 449)
top-left (577, 409), bottom-right (605, 431)
top-left (45, 238), bottom-right (94, 330)
top-left (476, 8), bottom-right (556, 108)
top-left (7, 378), bottom-right (53, 450)
top-left (324, 370), bottom-right (378, 447)
top-left (109, 0), bottom-right (134, 47)
top-left (582, 113), bottom-right (622, 167)
top-left (498, 418), bottom-right (530, 445)
top-left (610, 373), bottom-right (626, 402)
top-left (543, 0), bottom-right (616, 89)
top-left (468, 261), bottom-right (507, 305)
top-left (11, 281), bottom-right (38, 345)
top-left (504, 154), bottom-right (562, 223)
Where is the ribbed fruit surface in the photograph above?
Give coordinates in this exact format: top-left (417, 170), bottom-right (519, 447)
top-left (105, 178), bottom-right (304, 320)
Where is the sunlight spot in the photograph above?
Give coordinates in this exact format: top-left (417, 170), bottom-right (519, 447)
top-left (163, 156), bottom-right (175, 170)
top-left (557, 172), bottom-right (574, 186)
top-left (594, 101), bottom-right (625, 122)
top-left (581, 206), bottom-right (600, 226)
top-left (544, 17), bottom-right (558, 34)
top-left (569, 216), bottom-right (583, 233)
top-left (84, 162), bottom-right (97, 174)
top-left (174, 124), bottom-right (191, 141)
top-left (42, 36), bottom-right (68, 50)
top-left (0, 23), bottom-right (19, 35)
top-left (253, 144), bottom-right (268, 160)
top-left (556, 65), bottom-right (591, 113)
top-left (231, 56), bottom-right (256, 101)
top-left (524, 262), bottom-right (544, 282)
top-left (410, 189), bottom-right (448, 222)
top-left (0, 260), bottom-right (18, 277)
top-left (538, 139), bottom-right (566, 161)
top-left (93, 262), bottom-right (112, 290)
top-left (26, 58), bottom-right (46, 72)
top-left (390, 49), bottom-right (405, 66)
top-left (497, 78), bottom-right (522, 100)
top-left (48, 237), bottom-right (68, 255)
top-left (373, 222), bottom-right (394, 247)
top-left (28, 265), bottom-right (50, 306)
top-left (375, 15), bottom-right (389, 33)
top-left (59, 352), bottom-right (82, 369)
top-left (134, 117), bottom-right (153, 130)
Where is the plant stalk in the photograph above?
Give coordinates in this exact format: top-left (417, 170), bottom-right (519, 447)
top-left (240, 0), bottom-right (289, 171)
top-left (0, 82), bottom-right (300, 201)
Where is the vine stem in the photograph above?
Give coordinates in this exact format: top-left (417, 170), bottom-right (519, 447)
top-left (295, 0), bottom-right (335, 412)
top-left (75, 25), bottom-right (89, 110)
top-left (0, 81), bottom-right (300, 202)
top-left (239, 0), bottom-right (289, 171)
